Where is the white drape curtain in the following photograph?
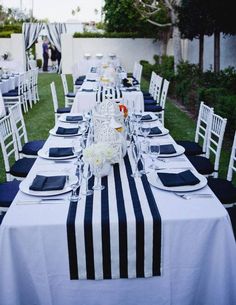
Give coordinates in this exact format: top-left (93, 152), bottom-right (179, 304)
top-left (22, 22), bottom-right (67, 72)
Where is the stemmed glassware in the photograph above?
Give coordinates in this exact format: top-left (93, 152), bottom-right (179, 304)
top-left (82, 164), bottom-right (93, 196)
top-left (72, 142), bottom-right (83, 166)
top-left (131, 141), bottom-right (141, 178)
top-left (140, 140), bottom-right (149, 175)
top-left (70, 167), bottom-right (82, 202)
top-left (140, 122), bottom-right (151, 143)
top-left (92, 158), bottom-right (105, 190)
top-left (148, 142), bottom-right (160, 170)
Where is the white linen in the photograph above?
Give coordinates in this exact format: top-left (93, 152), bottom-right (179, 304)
top-left (0, 76), bottom-right (16, 94)
top-left (0, 60), bottom-right (24, 73)
top-left (0, 120), bottom-right (236, 305)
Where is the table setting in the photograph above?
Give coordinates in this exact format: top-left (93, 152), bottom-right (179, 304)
top-left (0, 97), bottom-right (236, 305)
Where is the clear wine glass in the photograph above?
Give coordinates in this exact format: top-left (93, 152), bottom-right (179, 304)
top-left (82, 164), bottom-right (93, 196)
top-left (92, 159), bottom-right (105, 191)
top-left (148, 142), bottom-right (160, 170)
top-left (140, 140), bottom-right (150, 175)
top-left (131, 141), bottom-right (141, 178)
top-left (140, 122), bottom-right (151, 143)
top-left (70, 167), bottom-right (82, 202)
top-left (72, 142), bottom-right (83, 166)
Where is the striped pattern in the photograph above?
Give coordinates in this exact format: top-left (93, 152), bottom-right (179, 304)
top-left (67, 151), bottom-right (161, 280)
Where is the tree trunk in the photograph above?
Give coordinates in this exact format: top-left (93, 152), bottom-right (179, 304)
top-left (172, 25), bottom-right (182, 72)
top-left (214, 31), bottom-right (220, 73)
top-left (199, 34), bottom-right (204, 71)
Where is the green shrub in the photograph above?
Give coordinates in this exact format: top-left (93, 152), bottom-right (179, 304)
top-left (37, 59), bottom-right (42, 69)
top-left (0, 31), bottom-right (12, 38)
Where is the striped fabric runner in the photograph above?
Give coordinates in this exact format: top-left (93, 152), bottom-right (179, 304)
top-left (66, 151), bottom-right (162, 280)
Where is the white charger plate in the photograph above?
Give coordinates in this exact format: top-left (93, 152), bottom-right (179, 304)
top-left (147, 169), bottom-right (207, 192)
top-left (49, 127), bottom-right (82, 137)
top-left (19, 171), bottom-right (78, 197)
top-left (37, 148), bottom-right (76, 160)
top-left (147, 126), bottom-right (169, 137)
top-left (140, 113), bottom-right (158, 122)
top-left (59, 113), bottom-right (85, 123)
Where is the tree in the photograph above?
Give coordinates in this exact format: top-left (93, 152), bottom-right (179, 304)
top-left (103, 0), bottom-right (156, 34)
top-left (178, 0), bottom-right (213, 71)
top-left (134, 0), bottom-right (182, 71)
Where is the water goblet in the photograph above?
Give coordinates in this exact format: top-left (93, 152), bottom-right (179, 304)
top-left (140, 140), bottom-right (150, 175)
top-left (70, 167), bottom-right (82, 202)
top-left (140, 122), bottom-right (151, 143)
top-left (92, 158), bottom-right (105, 191)
top-left (82, 164), bottom-right (93, 196)
top-left (131, 141), bottom-right (142, 178)
top-left (148, 142), bottom-right (160, 170)
top-left (72, 142), bottom-right (83, 166)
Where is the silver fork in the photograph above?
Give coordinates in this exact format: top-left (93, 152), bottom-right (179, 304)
top-left (174, 193), bottom-right (213, 200)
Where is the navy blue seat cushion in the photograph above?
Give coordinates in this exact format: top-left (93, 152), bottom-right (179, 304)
top-left (2, 91), bottom-right (20, 97)
top-left (208, 178), bottom-right (236, 205)
top-left (144, 99), bottom-right (156, 105)
top-left (78, 75), bottom-right (86, 81)
top-left (187, 156), bottom-right (214, 175)
top-left (142, 91), bottom-right (151, 97)
top-left (22, 140), bottom-right (45, 156)
top-left (57, 107), bottom-right (71, 114)
top-left (176, 140), bottom-right (203, 156)
top-left (66, 92), bottom-right (76, 98)
top-left (144, 104), bottom-right (163, 112)
top-left (226, 207), bottom-right (236, 240)
top-left (75, 80), bottom-right (84, 86)
top-left (10, 158), bottom-right (36, 178)
top-left (0, 180), bottom-right (20, 208)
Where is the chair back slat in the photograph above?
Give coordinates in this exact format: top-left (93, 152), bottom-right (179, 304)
top-left (227, 131), bottom-right (236, 181)
top-left (61, 74), bottom-right (69, 95)
top-left (206, 113), bottom-right (227, 176)
top-left (160, 79), bottom-right (169, 109)
top-left (152, 75), bottom-right (163, 103)
top-left (133, 62), bottom-right (143, 83)
top-left (195, 102), bottom-right (214, 153)
top-left (50, 82), bottom-right (59, 112)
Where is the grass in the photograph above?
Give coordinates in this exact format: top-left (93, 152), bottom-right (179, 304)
top-left (0, 73), bottom-right (233, 183)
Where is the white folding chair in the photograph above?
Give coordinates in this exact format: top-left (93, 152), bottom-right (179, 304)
top-left (61, 74), bottom-right (76, 107)
top-left (132, 62), bottom-right (143, 83)
top-left (50, 82), bottom-right (71, 123)
top-left (158, 79), bottom-right (170, 125)
top-left (208, 131), bottom-right (236, 207)
top-left (0, 114), bottom-right (35, 181)
top-left (2, 73), bottom-right (28, 113)
top-left (9, 103), bottom-right (45, 158)
top-left (0, 90), bottom-right (6, 118)
top-left (188, 113), bottom-right (227, 178)
top-left (24, 71), bottom-right (33, 109)
top-left (33, 68), bottom-right (40, 102)
top-left (177, 102), bottom-right (214, 156)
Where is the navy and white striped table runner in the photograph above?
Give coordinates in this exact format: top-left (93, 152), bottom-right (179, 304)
top-left (67, 151), bottom-right (162, 280)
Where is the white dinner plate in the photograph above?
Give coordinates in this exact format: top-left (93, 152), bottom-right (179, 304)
top-left (157, 143), bottom-right (185, 158)
top-left (140, 113), bottom-right (158, 122)
top-left (147, 169), bottom-right (207, 192)
top-left (59, 113), bottom-right (85, 123)
top-left (49, 127), bottom-right (82, 137)
top-left (19, 171), bottom-right (78, 197)
top-left (37, 148), bottom-right (76, 160)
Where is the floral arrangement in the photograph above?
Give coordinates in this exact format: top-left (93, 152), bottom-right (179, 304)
top-left (83, 142), bottom-right (116, 166)
top-left (119, 104), bottom-right (128, 118)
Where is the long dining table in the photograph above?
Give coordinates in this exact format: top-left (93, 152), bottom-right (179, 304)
top-left (0, 113), bottom-right (236, 305)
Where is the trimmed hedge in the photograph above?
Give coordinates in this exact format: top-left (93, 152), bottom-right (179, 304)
top-left (73, 32), bottom-right (156, 39)
top-left (0, 31), bottom-right (12, 38)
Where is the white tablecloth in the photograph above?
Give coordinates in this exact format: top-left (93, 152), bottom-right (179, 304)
top-left (0, 119), bottom-right (236, 305)
top-left (0, 60), bottom-right (24, 73)
top-left (0, 76), bottom-right (17, 94)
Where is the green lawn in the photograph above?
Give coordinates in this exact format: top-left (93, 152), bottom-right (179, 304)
top-left (0, 73), bottom-right (233, 183)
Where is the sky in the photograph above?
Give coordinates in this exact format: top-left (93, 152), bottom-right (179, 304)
top-left (1, 0), bottom-right (104, 22)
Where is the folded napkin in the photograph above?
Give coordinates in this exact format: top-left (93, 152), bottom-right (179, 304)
top-left (29, 175), bottom-right (67, 191)
top-left (149, 126), bottom-right (162, 135)
top-left (86, 79), bottom-right (96, 82)
top-left (122, 78), bottom-right (132, 88)
top-left (66, 115), bottom-right (83, 122)
top-left (141, 114), bottom-right (152, 121)
top-left (160, 144), bottom-right (177, 155)
top-left (56, 127), bottom-right (79, 135)
top-left (124, 88), bottom-right (137, 92)
top-left (82, 89), bottom-right (94, 92)
top-left (49, 147), bottom-right (73, 157)
top-left (158, 170), bottom-right (200, 187)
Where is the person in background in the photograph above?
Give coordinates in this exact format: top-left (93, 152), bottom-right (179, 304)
top-left (42, 38), bottom-right (49, 72)
top-left (56, 49), bottom-right (61, 73)
top-left (49, 44), bottom-right (57, 71)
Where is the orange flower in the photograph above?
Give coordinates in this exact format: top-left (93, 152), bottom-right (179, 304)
top-left (119, 104), bottom-right (128, 118)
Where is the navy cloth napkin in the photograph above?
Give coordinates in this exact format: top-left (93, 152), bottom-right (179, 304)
top-left (56, 127), bottom-right (79, 135)
top-left (49, 147), bottom-right (73, 157)
top-left (149, 126), bottom-right (162, 135)
top-left (82, 89), bottom-right (94, 92)
top-left (160, 144), bottom-right (177, 155)
top-left (66, 116), bottom-right (83, 122)
top-left (30, 175), bottom-right (67, 191)
top-left (158, 170), bottom-right (200, 187)
top-left (122, 78), bottom-right (132, 88)
top-left (141, 114), bottom-right (152, 121)
top-left (86, 79), bottom-right (96, 82)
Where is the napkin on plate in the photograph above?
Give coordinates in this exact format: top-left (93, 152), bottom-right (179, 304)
top-left (149, 126), bottom-right (162, 135)
top-left (122, 78), bottom-right (132, 88)
top-left (49, 147), bottom-right (73, 157)
top-left (141, 114), bottom-right (152, 121)
top-left (160, 144), bottom-right (177, 155)
top-left (66, 115), bottom-right (83, 122)
top-left (56, 127), bottom-right (79, 135)
top-left (158, 170), bottom-right (200, 187)
top-left (29, 175), bottom-right (67, 191)
top-left (82, 89), bottom-right (94, 92)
